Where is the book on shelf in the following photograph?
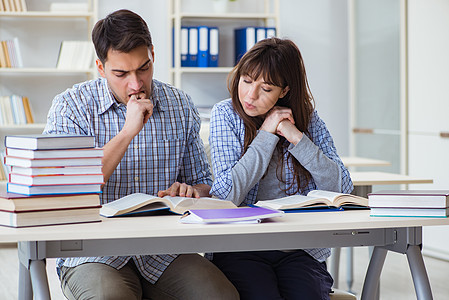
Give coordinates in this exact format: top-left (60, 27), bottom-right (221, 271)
top-left (5, 134), bottom-right (95, 150)
top-left (0, 183), bottom-right (100, 212)
top-left (254, 190), bottom-right (369, 211)
top-left (368, 190), bottom-right (449, 208)
top-left (0, 206), bottom-right (101, 228)
top-left (50, 2), bottom-right (88, 12)
top-left (0, 95), bottom-right (34, 125)
top-left (0, 38), bottom-right (23, 68)
top-left (0, 0), bottom-right (27, 12)
top-left (370, 207), bottom-right (449, 218)
top-left (9, 173), bottom-right (104, 186)
top-left (6, 182), bottom-right (102, 196)
top-left (4, 156), bottom-right (103, 168)
top-left (9, 165), bottom-right (103, 176)
top-left (6, 147), bottom-right (104, 159)
top-left (180, 206), bottom-right (284, 224)
top-left (100, 192), bottom-right (237, 217)
top-left (56, 40), bottom-right (94, 70)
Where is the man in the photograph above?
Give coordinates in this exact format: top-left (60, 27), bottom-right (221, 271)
top-left (44, 9), bottom-right (238, 300)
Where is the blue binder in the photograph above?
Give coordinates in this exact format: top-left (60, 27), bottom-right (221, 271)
top-left (234, 26), bottom-right (256, 65)
top-left (266, 27), bottom-right (277, 38)
top-left (188, 27), bottom-right (198, 67)
top-left (256, 27), bottom-right (267, 43)
top-left (180, 26), bottom-right (189, 67)
top-left (208, 27), bottom-right (219, 67)
top-left (197, 26), bottom-right (209, 68)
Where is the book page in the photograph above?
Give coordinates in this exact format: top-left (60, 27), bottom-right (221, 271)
top-left (163, 196), bottom-right (236, 214)
top-left (256, 195), bottom-right (330, 210)
top-left (100, 193), bottom-right (166, 217)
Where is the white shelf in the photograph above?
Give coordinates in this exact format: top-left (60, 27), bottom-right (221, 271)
top-left (170, 67), bottom-right (233, 74)
top-left (171, 12), bottom-right (277, 19)
top-left (0, 123), bottom-right (46, 129)
top-left (0, 11), bottom-right (94, 18)
top-left (0, 68), bottom-right (96, 75)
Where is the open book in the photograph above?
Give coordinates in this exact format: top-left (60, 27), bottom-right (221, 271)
top-left (100, 193), bottom-right (237, 217)
top-left (254, 190), bottom-right (368, 210)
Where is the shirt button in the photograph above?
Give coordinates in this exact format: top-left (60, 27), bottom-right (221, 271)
top-left (134, 176), bottom-right (139, 181)
top-left (134, 145), bottom-right (139, 149)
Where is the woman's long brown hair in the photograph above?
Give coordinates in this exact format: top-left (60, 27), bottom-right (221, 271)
top-left (228, 38), bottom-right (315, 194)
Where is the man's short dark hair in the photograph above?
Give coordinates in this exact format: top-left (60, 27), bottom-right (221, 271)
top-left (92, 9), bottom-right (153, 63)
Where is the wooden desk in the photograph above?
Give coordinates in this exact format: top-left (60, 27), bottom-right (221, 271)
top-left (1, 210), bottom-right (447, 300)
top-left (341, 157), bottom-right (391, 168)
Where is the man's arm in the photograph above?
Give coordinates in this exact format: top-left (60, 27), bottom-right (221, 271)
top-left (157, 182), bottom-right (211, 198)
top-left (102, 95), bottom-right (153, 182)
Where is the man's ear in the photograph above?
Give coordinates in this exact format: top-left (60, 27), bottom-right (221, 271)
top-left (280, 86), bottom-right (290, 98)
top-left (150, 46), bottom-right (155, 63)
top-left (96, 59), bottom-right (106, 78)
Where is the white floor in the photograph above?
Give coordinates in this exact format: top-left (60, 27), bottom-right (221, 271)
top-left (1, 244), bottom-right (448, 299)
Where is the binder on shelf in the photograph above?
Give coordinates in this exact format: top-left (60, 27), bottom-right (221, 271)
top-left (188, 27), bottom-right (198, 67)
top-left (208, 27), bottom-right (219, 67)
top-left (266, 27), bottom-right (277, 38)
top-left (197, 26), bottom-right (209, 68)
top-left (180, 26), bottom-right (189, 67)
top-left (256, 27), bottom-right (266, 43)
top-left (234, 27), bottom-right (256, 65)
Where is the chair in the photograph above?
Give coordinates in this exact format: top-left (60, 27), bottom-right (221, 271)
top-left (330, 288), bottom-right (357, 300)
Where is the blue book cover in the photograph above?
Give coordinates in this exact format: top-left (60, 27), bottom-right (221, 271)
top-left (208, 27), bottom-right (219, 67)
top-left (234, 26), bottom-right (256, 65)
top-left (197, 26), bottom-right (209, 68)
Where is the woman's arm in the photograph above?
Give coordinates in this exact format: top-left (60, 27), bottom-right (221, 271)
top-left (209, 101), bottom-right (279, 205)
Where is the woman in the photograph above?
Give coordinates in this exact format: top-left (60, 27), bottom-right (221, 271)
top-left (208, 38), bottom-right (353, 299)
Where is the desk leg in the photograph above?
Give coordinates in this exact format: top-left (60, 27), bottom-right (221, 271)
top-left (346, 247), bottom-right (354, 293)
top-left (30, 260), bottom-right (51, 300)
top-left (18, 260), bottom-right (32, 300)
top-left (361, 246), bottom-right (387, 300)
top-left (329, 248), bottom-right (341, 288)
top-left (406, 245), bottom-right (433, 300)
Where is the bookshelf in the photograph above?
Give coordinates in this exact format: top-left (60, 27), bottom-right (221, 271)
top-left (0, 0), bottom-right (98, 180)
top-left (168, 0), bottom-right (280, 107)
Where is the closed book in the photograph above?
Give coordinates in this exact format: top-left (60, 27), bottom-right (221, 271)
top-left (197, 26), bottom-right (209, 68)
top-left (6, 147), bottom-right (104, 159)
top-left (5, 134), bottom-right (95, 150)
top-left (4, 156), bottom-right (102, 168)
top-left (9, 173), bottom-right (104, 186)
top-left (7, 182), bottom-right (102, 196)
top-left (10, 165), bottom-right (103, 176)
top-left (368, 190), bottom-right (449, 208)
top-left (370, 207), bottom-right (449, 218)
top-left (0, 183), bottom-right (100, 212)
top-left (180, 206), bottom-right (284, 224)
top-left (208, 27), bottom-right (219, 67)
top-left (0, 206), bottom-right (101, 228)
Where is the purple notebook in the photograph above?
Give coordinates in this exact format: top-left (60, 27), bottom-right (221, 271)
top-left (180, 207), bottom-right (284, 224)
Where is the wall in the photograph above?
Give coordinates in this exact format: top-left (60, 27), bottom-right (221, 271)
top-left (98, 0), bottom-right (350, 154)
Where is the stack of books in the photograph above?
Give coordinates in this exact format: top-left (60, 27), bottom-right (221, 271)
top-left (1, 134), bottom-right (104, 227)
top-left (368, 190), bottom-right (449, 218)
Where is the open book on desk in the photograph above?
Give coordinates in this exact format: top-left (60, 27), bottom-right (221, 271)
top-left (100, 193), bottom-right (237, 217)
top-left (254, 190), bottom-right (369, 211)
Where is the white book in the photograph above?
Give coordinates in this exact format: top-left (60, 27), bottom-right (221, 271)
top-left (7, 182), bottom-right (102, 196)
top-left (9, 173), bottom-right (104, 186)
top-left (10, 165), bottom-right (103, 176)
top-left (6, 147), bottom-right (104, 159)
top-left (4, 156), bottom-right (102, 168)
top-left (5, 134), bottom-right (95, 150)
